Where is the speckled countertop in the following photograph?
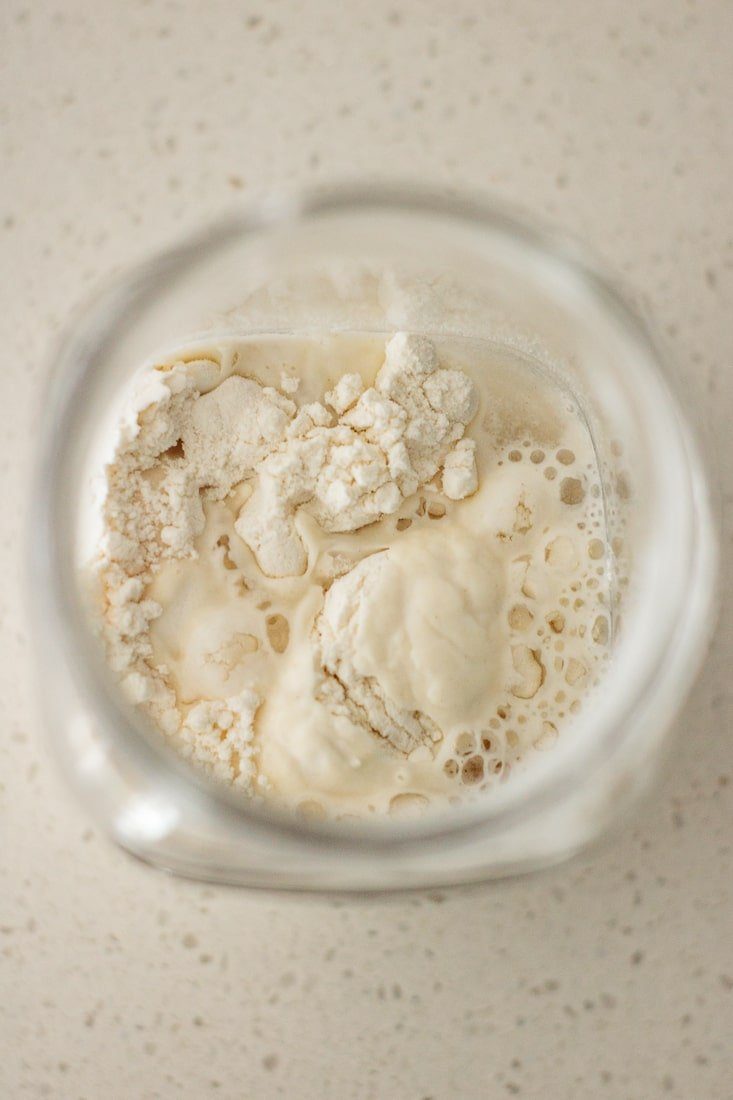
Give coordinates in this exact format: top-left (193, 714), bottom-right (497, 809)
top-left (1, 2), bottom-right (731, 1097)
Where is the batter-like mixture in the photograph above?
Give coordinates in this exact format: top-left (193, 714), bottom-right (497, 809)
top-left (90, 332), bottom-right (611, 818)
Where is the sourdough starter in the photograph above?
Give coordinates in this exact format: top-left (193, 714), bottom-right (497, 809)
top-left (88, 332), bottom-right (612, 818)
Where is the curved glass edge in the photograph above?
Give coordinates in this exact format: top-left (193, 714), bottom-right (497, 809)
top-left (27, 184), bottom-right (720, 877)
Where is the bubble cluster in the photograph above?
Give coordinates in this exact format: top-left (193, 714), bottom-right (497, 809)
top-left (439, 437), bottom-right (613, 792)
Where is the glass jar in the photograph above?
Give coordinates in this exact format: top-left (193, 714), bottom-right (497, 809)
top-left (29, 185), bottom-right (717, 890)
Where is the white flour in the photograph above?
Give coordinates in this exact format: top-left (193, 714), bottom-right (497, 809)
top-left (234, 333), bottom-right (478, 577)
top-left (90, 332), bottom-right (612, 818)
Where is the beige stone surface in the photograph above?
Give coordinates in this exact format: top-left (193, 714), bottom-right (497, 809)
top-left (0, 1), bottom-right (731, 1097)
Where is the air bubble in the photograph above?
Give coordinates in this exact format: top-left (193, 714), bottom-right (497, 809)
top-left (454, 731), bottom-right (476, 756)
top-left (565, 658), bottom-right (587, 686)
top-left (508, 603), bottom-right (533, 631)
top-left (546, 611), bottom-right (565, 633)
top-left (533, 721), bottom-right (558, 750)
top-left (216, 534), bottom-right (238, 570)
top-left (266, 614), bottom-right (290, 653)
top-left (389, 793), bottom-right (429, 818)
top-left (461, 755), bottom-right (485, 784)
top-left (560, 477), bottom-right (585, 505)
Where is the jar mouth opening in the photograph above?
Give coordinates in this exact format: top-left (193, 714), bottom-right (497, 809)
top-left (30, 183), bottom-right (718, 855)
